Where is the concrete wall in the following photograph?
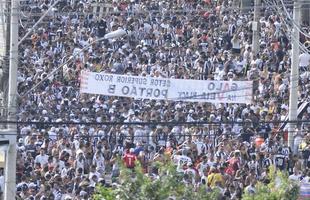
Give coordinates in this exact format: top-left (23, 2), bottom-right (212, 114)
top-left (0, 1), bottom-right (6, 63)
top-left (0, 1), bottom-right (7, 122)
top-left (0, 0), bottom-right (10, 129)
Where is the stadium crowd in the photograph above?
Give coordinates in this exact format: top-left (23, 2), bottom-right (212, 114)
top-left (11, 0), bottom-right (310, 199)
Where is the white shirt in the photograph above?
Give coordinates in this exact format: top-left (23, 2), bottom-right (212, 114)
top-left (194, 140), bottom-right (206, 155)
top-left (235, 60), bottom-right (245, 73)
top-left (245, 185), bottom-right (256, 194)
top-left (301, 176), bottom-right (310, 183)
top-left (184, 168), bottom-right (197, 184)
top-left (214, 68), bottom-right (226, 80)
top-left (89, 171), bottom-right (101, 180)
top-left (48, 131), bottom-right (57, 140)
top-left (299, 53), bottom-right (310, 67)
top-left (198, 162), bottom-right (209, 176)
top-left (76, 158), bottom-right (85, 171)
top-left (173, 155), bottom-right (192, 172)
top-left (274, 21), bottom-right (281, 32)
top-left (93, 156), bottom-right (105, 172)
top-left (294, 135), bottom-right (303, 154)
top-left (134, 129), bottom-right (145, 143)
top-left (20, 126), bottom-right (31, 135)
top-left (232, 38), bottom-right (240, 49)
top-left (0, 176), bottom-right (4, 192)
top-left (73, 139), bottom-right (80, 150)
top-left (54, 159), bottom-right (65, 171)
top-left (61, 167), bottom-right (70, 178)
top-left (35, 154), bottom-right (49, 167)
top-left (289, 174), bottom-right (301, 181)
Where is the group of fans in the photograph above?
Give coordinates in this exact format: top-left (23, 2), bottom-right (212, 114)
top-left (8, 0), bottom-right (310, 199)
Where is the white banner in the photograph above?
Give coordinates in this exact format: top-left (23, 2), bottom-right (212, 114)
top-left (80, 71), bottom-right (253, 104)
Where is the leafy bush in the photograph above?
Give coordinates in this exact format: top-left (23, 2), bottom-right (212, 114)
top-left (94, 162), bottom-right (300, 200)
top-left (93, 160), bottom-right (221, 200)
top-left (242, 166), bottom-right (300, 200)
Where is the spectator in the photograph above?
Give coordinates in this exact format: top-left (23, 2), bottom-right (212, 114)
top-left (12, 0), bottom-right (310, 199)
top-left (123, 148), bottom-right (137, 169)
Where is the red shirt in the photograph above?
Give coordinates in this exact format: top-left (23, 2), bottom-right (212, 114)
top-left (225, 157), bottom-right (240, 175)
top-left (123, 153), bottom-right (137, 168)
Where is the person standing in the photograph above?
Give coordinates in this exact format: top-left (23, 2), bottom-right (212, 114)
top-left (299, 51), bottom-right (310, 72)
top-left (34, 148), bottom-right (49, 167)
top-left (274, 148), bottom-right (286, 171)
top-left (123, 148), bottom-right (137, 169)
top-left (97, 19), bottom-right (107, 38)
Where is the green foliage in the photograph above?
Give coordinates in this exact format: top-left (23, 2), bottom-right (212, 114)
top-left (93, 186), bottom-right (116, 200)
top-left (93, 160), bottom-right (221, 200)
top-left (94, 161), bottom-right (300, 200)
top-left (242, 166), bottom-right (300, 200)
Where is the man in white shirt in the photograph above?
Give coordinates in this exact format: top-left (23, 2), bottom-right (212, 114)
top-left (294, 132), bottom-right (303, 155)
top-left (289, 168), bottom-right (301, 181)
top-left (61, 162), bottom-right (71, 178)
top-left (89, 165), bottom-right (101, 180)
top-left (243, 46), bottom-right (253, 64)
top-left (173, 151), bottom-right (192, 173)
top-left (34, 148), bottom-right (49, 167)
top-left (92, 152), bottom-right (105, 174)
top-left (193, 137), bottom-right (206, 156)
top-left (299, 52), bottom-right (310, 72)
top-left (184, 162), bottom-right (197, 185)
top-left (245, 180), bottom-right (256, 194)
top-left (214, 64), bottom-right (226, 80)
top-left (197, 155), bottom-right (209, 176)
